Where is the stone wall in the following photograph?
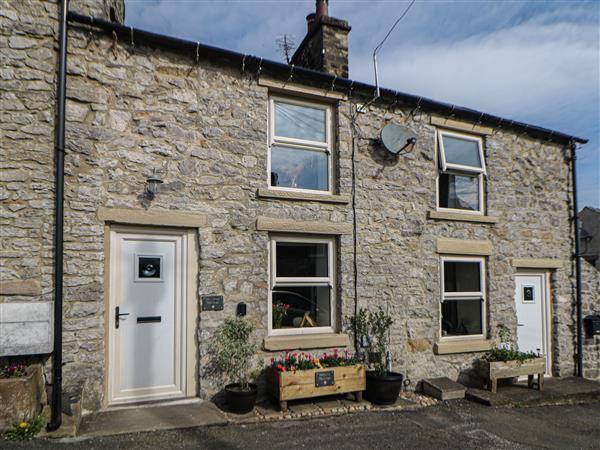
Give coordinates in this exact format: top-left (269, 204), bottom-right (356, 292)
top-left (1, 0), bottom-right (58, 314)
top-left (1, 2), bottom-right (588, 410)
top-left (582, 259), bottom-right (600, 380)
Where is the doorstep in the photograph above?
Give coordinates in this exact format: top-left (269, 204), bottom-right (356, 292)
top-left (77, 399), bottom-right (227, 438)
top-left (466, 376), bottom-right (600, 407)
top-left (219, 392), bottom-right (439, 425)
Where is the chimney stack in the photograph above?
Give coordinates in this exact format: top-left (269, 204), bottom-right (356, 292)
top-left (291, 0), bottom-right (351, 78)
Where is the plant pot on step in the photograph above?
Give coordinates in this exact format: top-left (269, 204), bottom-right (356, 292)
top-left (225, 383), bottom-right (258, 414)
top-left (365, 371), bottom-right (404, 405)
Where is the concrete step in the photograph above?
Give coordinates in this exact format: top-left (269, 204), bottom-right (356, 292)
top-left (78, 400), bottom-right (227, 438)
top-left (466, 376), bottom-right (600, 407)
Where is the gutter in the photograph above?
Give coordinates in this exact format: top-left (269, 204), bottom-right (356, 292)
top-left (571, 143), bottom-right (584, 377)
top-left (66, 11), bottom-right (587, 146)
top-left (47, 0), bottom-right (68, 432)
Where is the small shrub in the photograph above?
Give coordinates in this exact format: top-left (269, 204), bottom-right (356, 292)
top-left (3, 416), bottom-right (44, 441)
top-left (349, 306), bottom-right (394, 375)
top-left (214, 318), bottom-right (257, 391)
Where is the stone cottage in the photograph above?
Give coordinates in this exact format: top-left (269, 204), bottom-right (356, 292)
top-left (1, 0), bottom-right (597, 416)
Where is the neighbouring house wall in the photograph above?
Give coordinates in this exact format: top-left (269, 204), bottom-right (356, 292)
top-left (580, 207), bottom-right (600, 270)
top-left (1, 0), bottom-right (59, 356)
top-left (582, 260), bottom-right (600, 380)
top-left (2, 3), bottom-right (588, 411)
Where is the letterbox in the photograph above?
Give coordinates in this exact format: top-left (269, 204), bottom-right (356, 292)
top-left (583, 315), bottom-right (600, 337)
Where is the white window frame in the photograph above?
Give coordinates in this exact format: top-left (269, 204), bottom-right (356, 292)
top-left (435, 129), bottom-right (486, 215)
top-left (439, 256), bottom-right (486, 341)
top-left (268, 96), bottom-right (333, 195)
top-left (268, 234), bottom-right (336, 336)
top-left (438, 129), bottom-right (486, 174)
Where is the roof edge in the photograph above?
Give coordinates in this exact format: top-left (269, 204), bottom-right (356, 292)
top-left (66, 11), bottom-right (588, 146)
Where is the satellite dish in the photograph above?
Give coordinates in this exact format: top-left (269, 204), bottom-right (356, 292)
top-left (380, 123), bottom-right (417, 155)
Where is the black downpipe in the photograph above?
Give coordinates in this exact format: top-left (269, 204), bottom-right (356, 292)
top-left (571, 143), bottom-right (584, 377)
top-left (47, 0), bottom-right (68, 432)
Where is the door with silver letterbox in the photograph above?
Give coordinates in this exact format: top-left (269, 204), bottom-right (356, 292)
top-left (108, 227), bottom-right (187, 404)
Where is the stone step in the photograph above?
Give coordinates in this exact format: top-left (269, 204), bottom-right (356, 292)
top-left (422, 377), bottom-right (466, 401)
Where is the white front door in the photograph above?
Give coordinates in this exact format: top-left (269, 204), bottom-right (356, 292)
top-left (109, 228), bottom-right (188, 404)
top-left (514, 273), bottom-right (551, 375)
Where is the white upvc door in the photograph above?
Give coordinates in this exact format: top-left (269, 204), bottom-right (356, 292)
top-left (514, 273), bottom-right (551, 375)
top-left (108, 228), bottom-right (187, 405)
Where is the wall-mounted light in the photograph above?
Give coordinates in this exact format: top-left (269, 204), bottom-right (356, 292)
top-left (145, 168), bottom-right (163, 200)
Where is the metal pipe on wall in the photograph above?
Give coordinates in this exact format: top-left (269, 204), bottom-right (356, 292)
top-left (571, 143), bottom-right (584, 377)
top-left (47, 0), bottom-right (69, 432)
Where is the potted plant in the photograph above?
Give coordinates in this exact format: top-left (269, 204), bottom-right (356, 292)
top-left (272, 302), bottom-right (289, 329)
top-left (479, 325), bottom-right (545, 393)
top-left (350, 307), bottom-right (404, 405)
top-left (214, 318), bottom-right (258, 414)
top-left (267, 349), bottom-right (364, 411)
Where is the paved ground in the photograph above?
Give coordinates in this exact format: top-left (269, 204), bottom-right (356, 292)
top-left (4, 401), bottom-right (600, 449)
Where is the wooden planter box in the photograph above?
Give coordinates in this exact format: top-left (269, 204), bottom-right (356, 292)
top-left (479, 357), bottom-right (545, 393)
top-left (268, 364), bottom-right (366, 411)
top-left (0, 364), bottom-right (45, 431)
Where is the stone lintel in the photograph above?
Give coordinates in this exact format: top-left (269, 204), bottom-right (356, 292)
top-left (511, 258), bottom-right (564, 269)
top-left (259, 77), bottom-right (347, 101)
top-left (257, 188), bottom-right (350, 204)
top-left (256, 217), bottom-right (352, 235)
top-left (430, 115), bottom-right (493, 135)
top-left (0, 279), bottom-right (41, 296)
top-left (97, 207), bottom-right (207, 228)
top-left (263, 333), bottom-right (350, 351)
top-left (436, 238), bottom-right (493, 256)
top-left (428, 211), bottom-right (499, 224)
top-left (434, 339), bottom-right (494, 355)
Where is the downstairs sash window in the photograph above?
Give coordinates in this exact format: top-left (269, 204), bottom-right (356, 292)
top-left (440, 256), bottom-right (486, 339)
top-left (269, 235), bottom-right (335, 335)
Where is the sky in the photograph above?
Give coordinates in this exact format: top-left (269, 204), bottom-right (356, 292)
top-left (125, 0), bottom-right (600, 209)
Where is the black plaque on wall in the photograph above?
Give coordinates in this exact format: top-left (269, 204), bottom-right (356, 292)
top-left (315, 370), bottom-right (335, 387)
top-left (202, 295), bottom-right (224, 311)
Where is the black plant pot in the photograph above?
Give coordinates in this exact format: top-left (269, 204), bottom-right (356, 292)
top-left (365, 371), bottom-right (404, 405)
top-left (225, 383), bottom-right (258, 414)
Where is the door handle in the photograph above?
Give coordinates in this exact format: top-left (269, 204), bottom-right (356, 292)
top-left (115, 306), bottom-right (130, 329)
top-left (517, 323), bottom-right (525, 326)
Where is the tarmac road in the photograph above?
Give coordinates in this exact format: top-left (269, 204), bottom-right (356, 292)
top-left (4, 400), bottom-right (600, 449)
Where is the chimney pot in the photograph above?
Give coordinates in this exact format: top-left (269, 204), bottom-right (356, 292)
top-left (315, 0), bottom-right (329, 20)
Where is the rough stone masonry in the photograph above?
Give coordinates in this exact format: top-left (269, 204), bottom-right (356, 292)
top-left (1, 0), bottom-right (597, 412)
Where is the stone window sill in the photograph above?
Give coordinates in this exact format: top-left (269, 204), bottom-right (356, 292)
top-left (263, 333), bottom-right (350, 352)
top-left (257, 188), bottom-right (350, 205)
top-left (428, 211), bottom-right (499, 224)
top-left (434, 339), bottom-right (494, 355)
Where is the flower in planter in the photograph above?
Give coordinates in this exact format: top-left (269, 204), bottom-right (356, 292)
top-left (0, 364), bottom-right (27, 379)
top-left (272, 303), bottom-right (290, 328)
top-left (270, 349), bottom-right (358, 372)
top-left (484, 324), bottom-right (540, 362)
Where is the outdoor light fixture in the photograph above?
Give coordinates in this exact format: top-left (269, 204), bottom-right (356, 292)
top-left (145, 168), bottom-right (163, 200)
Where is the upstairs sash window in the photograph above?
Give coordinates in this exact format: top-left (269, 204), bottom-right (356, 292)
top-left (437, 130), bottom-right (486, 214)
top-left (269, 98), bottom-right (332, 193)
